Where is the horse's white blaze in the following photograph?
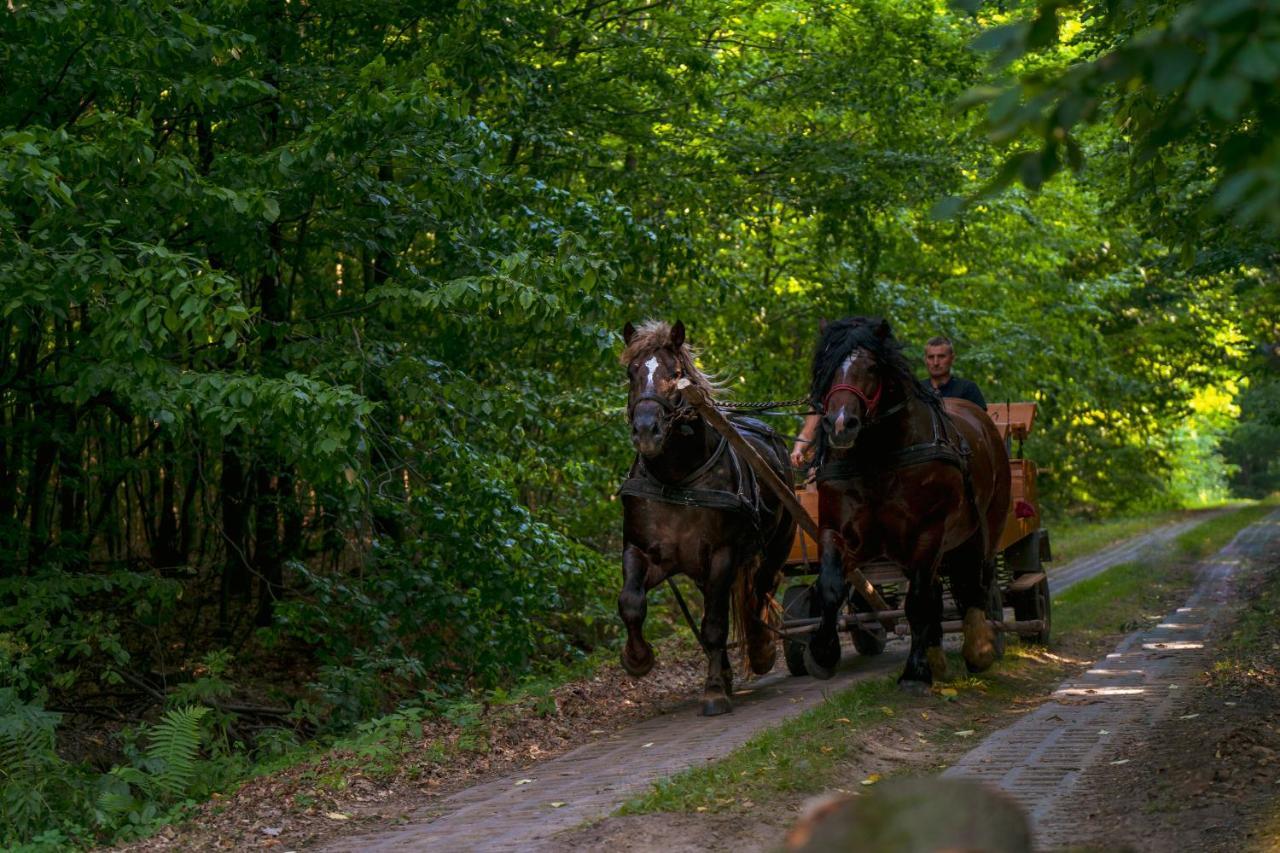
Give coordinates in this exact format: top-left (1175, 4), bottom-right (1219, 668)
top-left (835, 409), bottom-right (846, 433)
top-left (644, 356), bottom-right (659, 390)
top-left (840, 352), bottom-right (860, 379)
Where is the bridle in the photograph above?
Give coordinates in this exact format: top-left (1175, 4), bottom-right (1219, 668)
top-left (823, 382), bottom-right (882, 419)
top-left (821, 364), bottom-right (909, 434)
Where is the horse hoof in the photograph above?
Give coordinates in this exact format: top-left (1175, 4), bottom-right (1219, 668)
top-left (962, 608), bottom-right (996, 673)
top-left (897, 677), bottom-right (931, 696)
top-left (803, 644), bottom-right (836, 681)
top-left (621, 646), bottom-right (655, 677)
top-left (927, 647), bottom-right (948, 681)
top-left (701, 695), bottom-right (733, 716)
top-left (966, 655), bottom-right (993, 674)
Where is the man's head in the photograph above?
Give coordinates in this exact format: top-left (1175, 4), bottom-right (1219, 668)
top-left (924, 336), bottom-right (955, 383)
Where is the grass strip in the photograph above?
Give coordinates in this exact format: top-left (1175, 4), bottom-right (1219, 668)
top-left (616, 676), bottom-right (903, 814)
top-left (1171, 501), bottom-right (1276, 559)
top-left (1048, 510), bottom-right (1186, 565)
top-left (620, 501), bottom-right (1274, 816)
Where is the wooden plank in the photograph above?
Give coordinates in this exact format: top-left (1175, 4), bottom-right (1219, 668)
top-left (986, 401), bottom-right (1038, 441)
top-left (678, 379), bottom-right (891, 615)
top-left (785, 486), bottom-right (820, 564)
top-left (894, 618), bottom-right (1045, 636)
top-left (1007, 571), bottom-right (1047, 593)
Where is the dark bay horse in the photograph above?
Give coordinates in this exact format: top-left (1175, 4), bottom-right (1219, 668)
top-left (618, 320), bottom-right (797, 716)
top-left (804, 318), bottom-right (1010, 691)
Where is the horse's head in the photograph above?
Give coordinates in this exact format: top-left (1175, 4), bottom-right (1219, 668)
top-left (621, 319), bottom-right (692, 458)
top-left (812, 317), bottom-right (894, 451)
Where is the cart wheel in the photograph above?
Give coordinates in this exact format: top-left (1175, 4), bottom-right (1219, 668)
top-left (847, 597), bottom-right (887, 657)
top-left (782, 585), bottom-right (813, 677)
top-left (1013, 575), bottom-right (1052, 645)
top-left (986, 576), bottom-right (1006, 662)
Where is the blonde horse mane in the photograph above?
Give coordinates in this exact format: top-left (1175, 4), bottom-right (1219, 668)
top-left (619, 320), bottom-right (723, 400)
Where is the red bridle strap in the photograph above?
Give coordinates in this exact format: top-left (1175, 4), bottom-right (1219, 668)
top-left (823, 382), bottom-right (881, 417)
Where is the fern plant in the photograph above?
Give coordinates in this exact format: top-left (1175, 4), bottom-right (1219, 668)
top-left (146, 706), bottom-right (208, 798)
top-left (0, 689), bottom-right (82, 846)
top-left (97, 705), bottom-right (209, 826)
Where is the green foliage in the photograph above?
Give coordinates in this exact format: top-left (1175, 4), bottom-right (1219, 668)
top-left (1, 0), bottom-right (1275, 845)
top-left (0, 690), bottom-right (87, 847)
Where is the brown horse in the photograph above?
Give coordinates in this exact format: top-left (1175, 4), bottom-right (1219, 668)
top-left (618, 320), bottom-right (797, 715)
top-left (803, 318), bottom-right (1010, 691)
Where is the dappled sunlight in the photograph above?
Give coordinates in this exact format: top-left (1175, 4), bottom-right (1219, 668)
top-left (1012, 646), bottom-right (1090, 665)
top-left (1084, 668), bottom-right (1146, 677)
top-left (1141, 641), bottom-right (1205, 651)
top-left (1054, 686), bottom-right (1146, 696)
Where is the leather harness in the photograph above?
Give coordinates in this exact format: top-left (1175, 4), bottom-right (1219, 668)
top-left (816, 394), bottom-right (990, 561)
top-left (618, 418), bottom-right (781, 528)
top-left (816, 396), bottom-right (969, 482)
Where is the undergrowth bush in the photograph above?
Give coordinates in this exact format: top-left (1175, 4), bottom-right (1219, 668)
top-left (274, 469), bottom-right (616, 731)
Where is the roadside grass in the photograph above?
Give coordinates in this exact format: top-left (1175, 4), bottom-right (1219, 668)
top-left (1046, 500), bottom-right (1254, 566)
top-left (1171, 500), bottom-right (1277, 559)
top-left (1048, 510), bottom-right (1186, 564)
top-left (1207, 502), bottom-right (1280, 686)
top-left (616, 676), bottom-right (904, 814)
top-left (618, 501), bottom-right (1273, 817)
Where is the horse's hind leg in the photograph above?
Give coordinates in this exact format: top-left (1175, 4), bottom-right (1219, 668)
top-left (699, 546), bottom-right (735, 716)
top-left (926, 580), bottom-right (948, 681)
top-left (951, 541), bottom-right (997, 673)
top-left (619, 545), bottom-right (656, 677)
top-left (745, 555), bottom-right (780, 676)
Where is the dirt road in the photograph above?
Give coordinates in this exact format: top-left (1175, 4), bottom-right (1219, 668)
top-left (321, 514), bottom-right (1234, 852)
top-left (944, 508), bottom-right (1280, 848)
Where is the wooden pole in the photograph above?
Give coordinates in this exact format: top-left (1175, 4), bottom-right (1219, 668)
top-left (678, 380), bottom-right (891, 615)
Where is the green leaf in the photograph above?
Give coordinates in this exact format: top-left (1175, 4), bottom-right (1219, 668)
top-left (1150, 45), bottom-right (1198, 95)
top-left (1235, 39), bottom-right (1280, 82)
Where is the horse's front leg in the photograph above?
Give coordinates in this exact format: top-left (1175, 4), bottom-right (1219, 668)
top-left (803, 528), bottom-right (845, 680)
top-left (899, 573), bottom-right (938, 694)
top-left (619, 544), bottom-right (658, 676)
top-left (699, 546), bottom-right (735, 716)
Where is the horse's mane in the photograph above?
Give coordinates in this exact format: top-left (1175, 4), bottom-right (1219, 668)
top-left (808, 316), bottom-right (930, 407)
top-left (620, 320), bottom-right (722, 400)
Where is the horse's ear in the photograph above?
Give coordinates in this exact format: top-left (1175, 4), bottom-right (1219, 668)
top-left (819, 318), bottom-right (829, 334)
top-left (670, 320), bottom-right (686, 350)
top-left (623, 321), bottom-right (636, 346)
top-left (874, 318), bottom-right (891, 339)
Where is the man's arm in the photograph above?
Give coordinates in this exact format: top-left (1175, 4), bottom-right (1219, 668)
top-left (791, 413), bottom-right (820, 469)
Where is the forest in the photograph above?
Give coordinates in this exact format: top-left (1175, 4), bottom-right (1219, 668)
top-left (2, 0), bottom-right (1278, 846)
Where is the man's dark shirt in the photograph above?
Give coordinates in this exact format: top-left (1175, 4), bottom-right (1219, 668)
top-left (921, 376), bottom-right (987, 409)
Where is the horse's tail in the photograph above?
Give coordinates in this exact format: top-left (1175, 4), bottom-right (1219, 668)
top-left (731, 555), bottom-right (755, 676)
top-left (733, 554), bottom-right (783, 676)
